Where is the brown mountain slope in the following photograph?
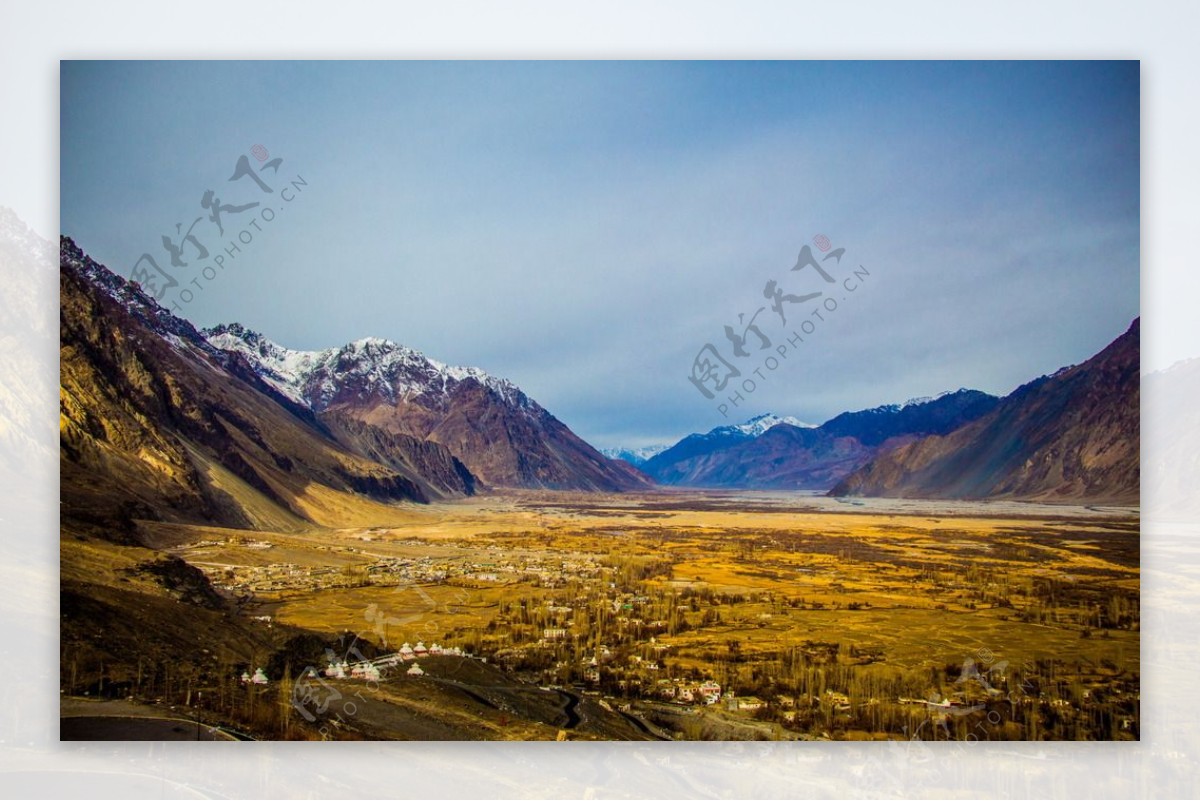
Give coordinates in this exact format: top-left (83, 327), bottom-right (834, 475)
top-left (831, 319), bottom-right (1139, 503)
top-left (348, 381), bottom-right (654, 492)
top-left (60, 238), bottom-right (473, 539)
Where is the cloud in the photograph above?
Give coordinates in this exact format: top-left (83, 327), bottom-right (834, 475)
top-left (60, 61), bottom-right (1139, 449)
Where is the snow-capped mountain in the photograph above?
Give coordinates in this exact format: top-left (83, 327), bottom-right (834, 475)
top-left (643, 393), bottom-right (1001, 490)
top-left (712, 412), bottom-right (818, 439)
top-left (205, 324), bottom-right (527, 411)
top-left (61, 235), bottom-right (482, 537)
top-left (639, 412), bottom-right (817, 482)
top-left (601, 444), bottom-right (671, 467)
top-left (203, 324), bottom-right (650, 492)
top-left (851, 388), bottom-right (976, 416)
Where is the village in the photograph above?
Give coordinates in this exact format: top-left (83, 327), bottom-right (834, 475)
top-left (183, 526), bottom-right (1138, 741)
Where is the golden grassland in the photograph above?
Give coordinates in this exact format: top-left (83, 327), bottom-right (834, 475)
top-left (67, 490), bottom-right (1139, 740)
top-left (147, 492), bottom-right (1139, 676)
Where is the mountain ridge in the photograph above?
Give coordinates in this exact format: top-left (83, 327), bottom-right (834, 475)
top-left (831, 319), bottom-right (1140, 503)
top-left (203, 318), bottom-right (649, 493)
top-left (643, 390), bottom-right (1000, 490)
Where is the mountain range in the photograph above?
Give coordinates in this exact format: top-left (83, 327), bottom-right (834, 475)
top-left (60, 232), bottom-right (1139, 534)
top-left (618, 326), bottom-right (1139, 504)
top-left (204, 324), bottom-right (650, 493)
top-left (831, 318), bottom-right (1140, 503)
top-left (59, 238), bottom-right (648, 543)
top-left (639, 391), bottom-right (1002, 490)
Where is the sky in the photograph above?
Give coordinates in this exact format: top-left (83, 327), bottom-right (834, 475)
top-left (60, 60), bottom-right (1140, 450)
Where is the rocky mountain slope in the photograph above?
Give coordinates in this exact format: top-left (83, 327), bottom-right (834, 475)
top-left (831, 319), bottom-right (1140, 503)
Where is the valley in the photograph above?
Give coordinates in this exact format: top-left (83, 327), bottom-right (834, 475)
top-left (55, 238), bottom-right (1141, 742)
top-left (62, 490), bottom-right (1139, 741)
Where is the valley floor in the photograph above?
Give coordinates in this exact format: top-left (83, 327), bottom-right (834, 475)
top-left (61, 490), bottom-right (1140, 741)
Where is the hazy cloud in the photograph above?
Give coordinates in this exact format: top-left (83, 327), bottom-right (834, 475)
top-left (61, 60), bottom-right (1139, 449)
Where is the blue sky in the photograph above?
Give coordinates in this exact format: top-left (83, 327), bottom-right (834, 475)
top-left (60, 60), bottom-right (1139, 450)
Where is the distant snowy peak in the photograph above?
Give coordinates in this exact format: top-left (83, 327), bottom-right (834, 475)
top-left (601, 444), bottom-right (670, 466)
top-left (203, 324), bottom-right (528, 411)
top-left (866, 388), bottom-right (977, 415)
top-left (709, 412), bottom-right (817, 439)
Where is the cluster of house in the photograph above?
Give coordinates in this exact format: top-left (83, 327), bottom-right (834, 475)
top-left (392, 641), bottom-right (463, 660)
top-left (654, 678), bottom-right (724, 705)
top-left (323, 661), bottom-right (382, 681)
top-left (314, 642), bottom-right (467, 683)
top-left (198, 542), bottom-right (619, 598)
top-left (212, 562), bottom-right (350, 594)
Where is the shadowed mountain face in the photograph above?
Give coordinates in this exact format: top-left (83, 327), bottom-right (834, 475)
top-left (205, 326), bottom-right (653, 492)
top-left (59, 238), bottom-right (475, 540)
top-left (819, 390), bottom-right (1001, 446)
top-left (643, 391), bottom-right (1000, 490)
top-left (831, 319), bottom-right (1140, 503)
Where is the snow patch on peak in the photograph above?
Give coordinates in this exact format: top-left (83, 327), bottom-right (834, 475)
top-left (601, 444), bottom-right (670, 466)
top-left (898, 387), bottom-right (973, 410)
top-left (859, 388), bottom-right (980, 416)
top-left (204, 325), bottom-right (528, 411)
top-left (710, 412), bottom-right (817, 438)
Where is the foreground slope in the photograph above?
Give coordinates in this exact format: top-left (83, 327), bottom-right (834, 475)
top-left (832, 319), bottom-right (1140, 502)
